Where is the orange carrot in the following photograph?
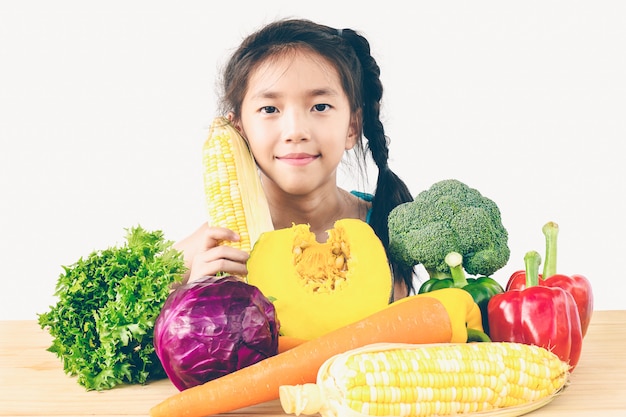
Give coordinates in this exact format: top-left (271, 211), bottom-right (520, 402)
top-left (149, 295), bottom-right (452, 417)
top-left (277, 335), bottom-right (307, 353)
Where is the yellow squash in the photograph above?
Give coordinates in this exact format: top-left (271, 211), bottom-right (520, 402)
top-left (247, 218), bottom-right (393, 340)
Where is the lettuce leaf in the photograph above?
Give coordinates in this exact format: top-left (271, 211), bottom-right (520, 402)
top-left (37, 225), bottom-right (186, 391)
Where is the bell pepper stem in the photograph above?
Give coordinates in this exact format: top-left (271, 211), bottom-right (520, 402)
top-left (467, 328), bottom-right (492, 342)
top-left (444, 251), bottom-right (469, 288)
top-left (542, 221), bottom-right (559, 279)
top-left (524, 250), bottom-right (542, 288)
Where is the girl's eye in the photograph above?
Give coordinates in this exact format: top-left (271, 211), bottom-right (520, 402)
top-left (260, 106), bottom-right (278, 114)
top-left (313, 103), bottom-right (330, 112)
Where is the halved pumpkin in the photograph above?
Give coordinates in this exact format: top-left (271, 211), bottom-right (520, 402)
top-left (247, 218), bottom-right (393, 340)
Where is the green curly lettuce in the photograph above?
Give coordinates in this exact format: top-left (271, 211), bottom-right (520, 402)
top-left (37, 225), bottom-right (186, 391)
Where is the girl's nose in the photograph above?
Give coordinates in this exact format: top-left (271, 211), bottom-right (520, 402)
top-left (281, 109), bottom-right (309, 143)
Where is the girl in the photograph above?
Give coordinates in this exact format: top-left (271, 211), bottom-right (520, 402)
top-left (175, 18), bottom-right (415, 299)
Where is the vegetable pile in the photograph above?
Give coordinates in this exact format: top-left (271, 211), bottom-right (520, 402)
top-left (144, 175), bottom-right (593, 417)
top-left (153, 275), bottom-right (280, 391)
top-left (35, 167), bottom-right (591, 417)
top-left (38, 226), bottom-right (185, 391)
top-left (149, 293), bottom-right (455, 417)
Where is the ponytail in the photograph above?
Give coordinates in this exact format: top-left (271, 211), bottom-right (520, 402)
top-left (340, 29), bottom-right (415, 294)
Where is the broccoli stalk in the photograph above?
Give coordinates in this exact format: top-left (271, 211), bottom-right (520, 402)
top-left (444, 251), bottom-right (470, 287)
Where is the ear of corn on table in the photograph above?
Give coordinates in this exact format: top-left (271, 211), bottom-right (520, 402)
top-left (279, 342), bottom-right (569, 417)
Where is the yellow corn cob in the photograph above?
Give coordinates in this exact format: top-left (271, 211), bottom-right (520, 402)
top-left (203, 116), bottom-right (273, 253)
top-left (279, 342), bottom-right (569, 417)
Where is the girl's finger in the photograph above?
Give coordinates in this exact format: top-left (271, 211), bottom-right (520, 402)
top-left (201, 226), bottom-right (241, 250)
top-left (188, 246), bottom-right (249, 282)
top-left (188, 259), bottom-right (248, 282)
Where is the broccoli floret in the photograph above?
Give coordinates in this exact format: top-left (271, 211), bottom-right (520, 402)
top-left (388, 179), bottom-right (510, 277)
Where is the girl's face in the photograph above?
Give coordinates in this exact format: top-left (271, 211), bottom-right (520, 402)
top-left (237, 48), bottom-right (359, 197)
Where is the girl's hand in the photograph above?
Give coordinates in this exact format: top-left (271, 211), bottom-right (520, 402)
top-left (174, 222), bottom-right (250, 283)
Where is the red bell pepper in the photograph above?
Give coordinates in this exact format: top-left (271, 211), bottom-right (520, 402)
top-left (488, 250), bottom-right (583, 370)
top-left (506, 221), bottom-right (593, 336)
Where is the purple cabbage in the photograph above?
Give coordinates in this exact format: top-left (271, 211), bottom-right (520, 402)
top-left (153, 275), bottom-right (280, 391)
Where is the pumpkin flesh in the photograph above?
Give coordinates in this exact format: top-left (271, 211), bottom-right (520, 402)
top-left (247, 219), bottom-right (393, 340)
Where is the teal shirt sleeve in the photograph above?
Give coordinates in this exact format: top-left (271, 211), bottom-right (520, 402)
top-left (350, 191), bottom-right (374, 224)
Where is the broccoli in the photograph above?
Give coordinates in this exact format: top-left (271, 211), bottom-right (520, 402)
top-left (388, 179), bottom-right (510, 278)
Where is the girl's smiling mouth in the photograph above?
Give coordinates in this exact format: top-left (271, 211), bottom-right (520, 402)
top-left (276, 153), bottom-right (320, 166)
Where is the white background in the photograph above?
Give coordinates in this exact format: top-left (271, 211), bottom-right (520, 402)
top-left (1, 1), bottom-right (624, 320)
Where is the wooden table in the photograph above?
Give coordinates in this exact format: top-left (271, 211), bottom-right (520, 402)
top-left (1, 310), bottom-right (625, 416)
